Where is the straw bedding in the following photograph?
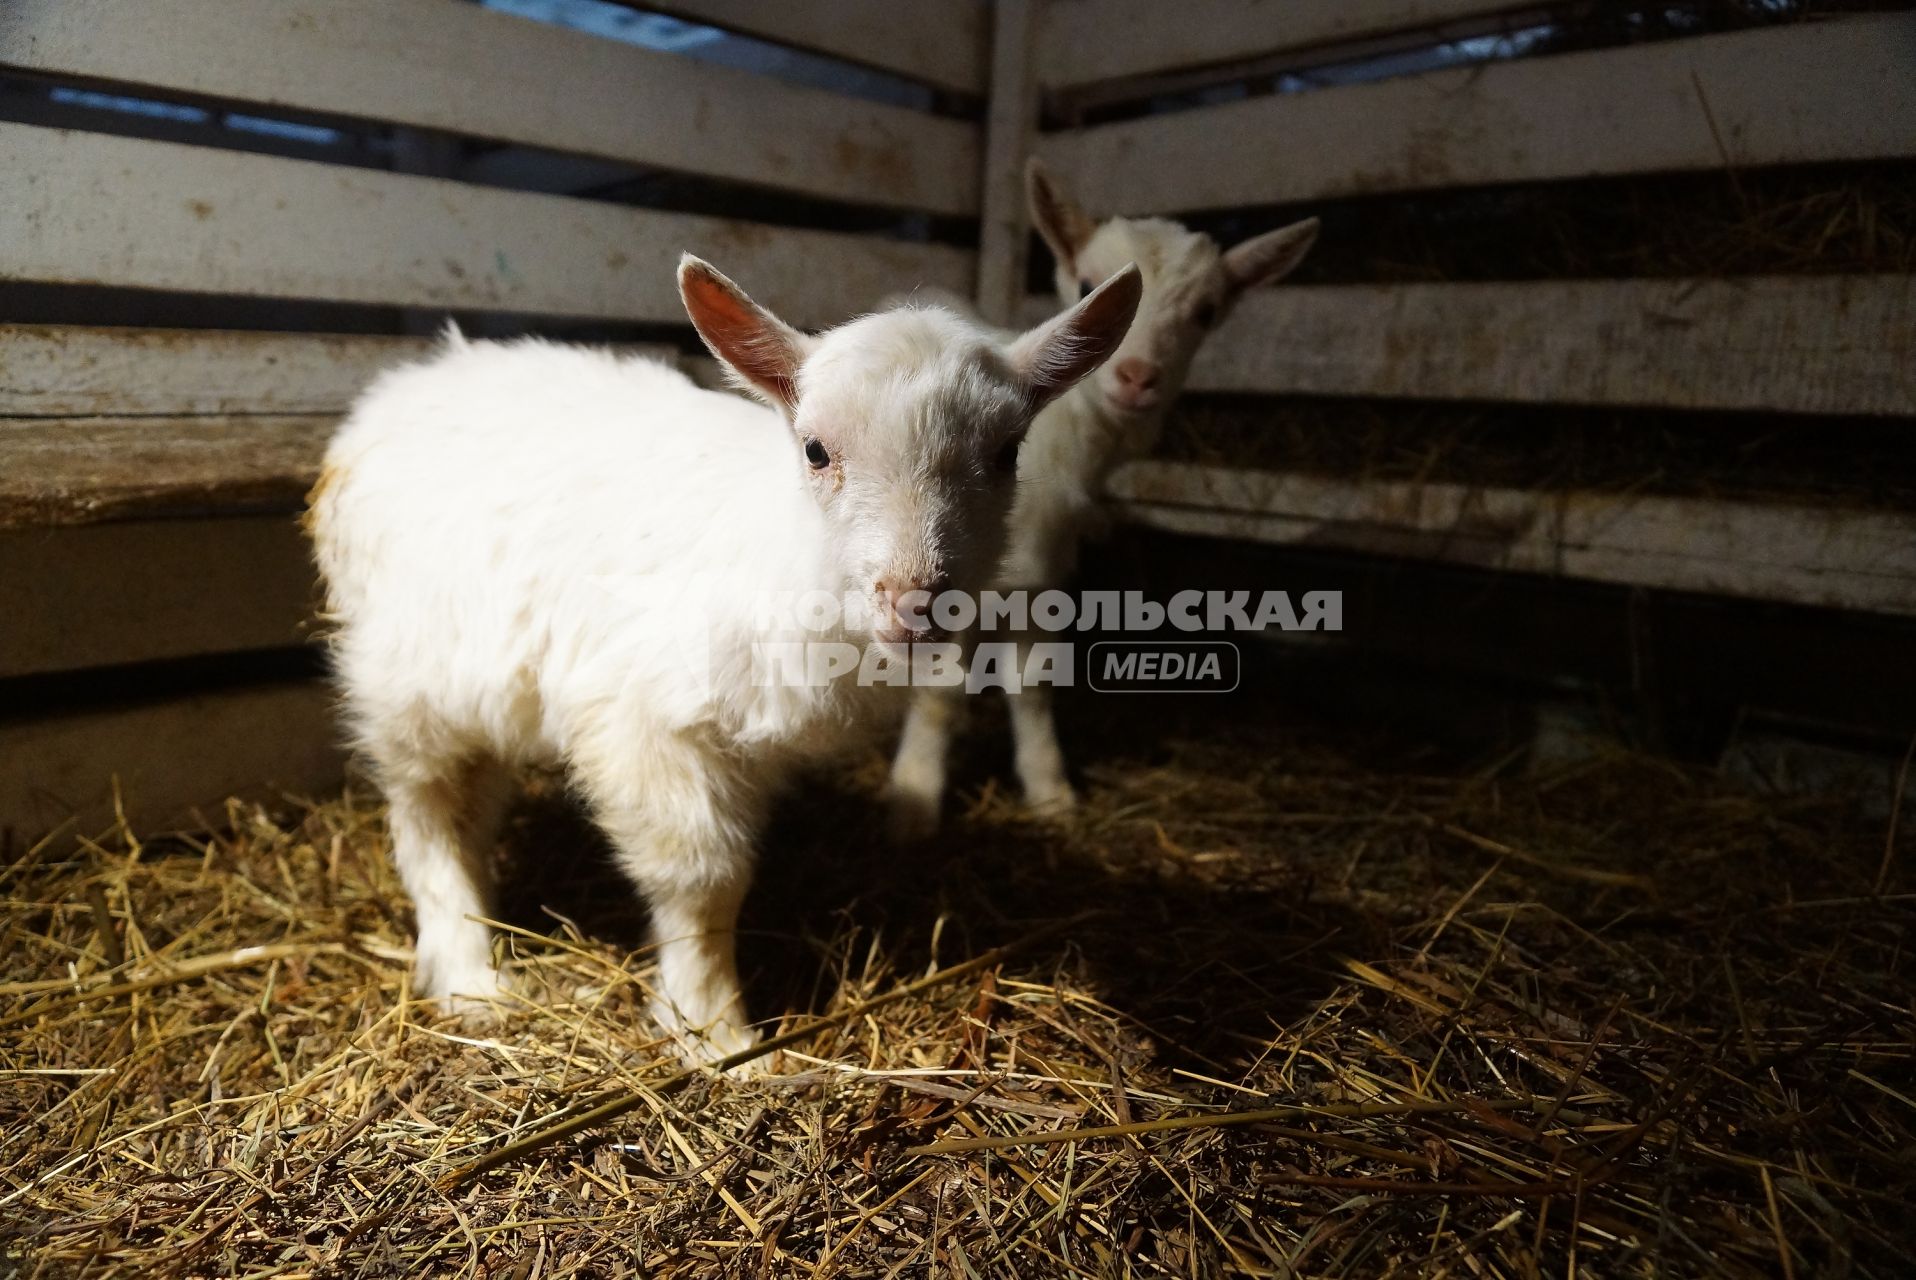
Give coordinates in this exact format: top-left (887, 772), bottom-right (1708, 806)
top-left (3, 690), bottom-right (1911, 1277)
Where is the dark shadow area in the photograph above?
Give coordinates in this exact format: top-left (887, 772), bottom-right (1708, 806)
top-left (1161, 394), bottom-right (1916, 514)
top-left (489, 678), bottom-right (1406, 1070)
top-left (749, 689), bottom-right (1389, 1063)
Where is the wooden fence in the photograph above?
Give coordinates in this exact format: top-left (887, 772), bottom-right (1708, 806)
top-left (0, 0), bottom-right (984, 834)
top-left (1011, 3), bottom-right (1916, 618)
top-left (1, 0), bottom-right (1911, 834)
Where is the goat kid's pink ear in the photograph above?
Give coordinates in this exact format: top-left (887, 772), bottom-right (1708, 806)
top-left (1007, 263), bottom-right (1143, 411)
top-left (677, 254), bottom-right (811, 414)
top-left (1221, 217), bottom-right (1320, 294)
top-left (1026, 157), bottom-right (1098, 269)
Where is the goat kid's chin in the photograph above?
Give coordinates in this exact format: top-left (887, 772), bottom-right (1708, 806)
top-left (1099, 380), bottom-right (1162, 416)
top-left (871, 622), bottom-right (949, 658)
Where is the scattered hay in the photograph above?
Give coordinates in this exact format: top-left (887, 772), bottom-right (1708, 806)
top-left (4, 695), bottom-right (1912, 1277)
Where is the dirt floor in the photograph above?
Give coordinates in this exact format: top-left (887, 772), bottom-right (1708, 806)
top-left (3, 684), bottom-right (1912, 1278)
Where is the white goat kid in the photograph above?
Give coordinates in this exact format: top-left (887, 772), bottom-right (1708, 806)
top-left (886, 160), bottom-right (1318, 837)
top-left (310, 254), bottom-right (1142, 1064)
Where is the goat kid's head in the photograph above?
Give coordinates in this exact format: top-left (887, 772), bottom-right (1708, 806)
top-left (1027, 158), bottom-right (1318, 418)
top-left (679, 255), bottom-right (1142, 652)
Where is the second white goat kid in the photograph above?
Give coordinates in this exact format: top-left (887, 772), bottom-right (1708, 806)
top-left (886, 160), bottom-right (1319, 837)
top-left (310, 255), bottom-right (1142, 1064)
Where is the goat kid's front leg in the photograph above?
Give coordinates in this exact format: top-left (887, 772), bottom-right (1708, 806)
top-left (589, 753), bottom-right (763, 1068)
top-left (1009, 644), bottom-right (1076, 815)
top-left (641, 868), bottom-right (756, 1065)
top-left (885, 682), bottom-right (966, 842)
top-left (384, 758), bottom-right (514, 1019)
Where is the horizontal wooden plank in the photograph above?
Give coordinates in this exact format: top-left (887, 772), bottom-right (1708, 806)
top-left (0, 327), bottom-right (423, 416)
top-left (1111, 461), bottom-right (1916, 617)
top-left (1184, 276), bottom-right (1916, 415)
top-left (0, 517), bottom-right (315, 679)
top-left (1039, 0), bottom-right (1535, 90)
top-left (1040, 13), bottom-right (1916, 213)
top-left (0, 339), bottom-right (704, 529)
top-left (0, 326), bottom-right (680, 417)
top-left (0, 415), bottom-right (332, 529)
top-left (1019, 276), bottom-right (1916, 414)
top-left (0, 0), bottom-right (977, 215)
top-left (0, 332), bottom-right (697, 529)
top-left (0, 681), bottom-right (343, 842)
top-left (0, 123), bottom-right (973, 327)
top-left (635, 0), bottom-right (988, 95)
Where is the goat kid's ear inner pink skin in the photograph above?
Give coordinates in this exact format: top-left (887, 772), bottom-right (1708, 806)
top-left (676, 254), bottom-right (807, 414)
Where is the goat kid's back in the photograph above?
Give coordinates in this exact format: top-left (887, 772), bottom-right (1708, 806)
top-left (315, 338), bottom-right (835, 754)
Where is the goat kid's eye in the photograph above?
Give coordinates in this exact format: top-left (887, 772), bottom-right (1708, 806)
top-left (803, 437), bottom-right (832, 470)
top-left (1078, 279), bottom-right (1094, 300)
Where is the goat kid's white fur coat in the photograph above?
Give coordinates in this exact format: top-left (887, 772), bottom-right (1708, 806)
top-left (310, 256), bottom-right (1142, 1062)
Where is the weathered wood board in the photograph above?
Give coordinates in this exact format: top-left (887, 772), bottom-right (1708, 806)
top-left (1039, 0), bottom-right (1537, 89)
top-left (0, 123), bottom-right (973, 327)
top-left (0, 326), bottom-right (680, 417)
top-left (0, 327), bottom-right (426, 417)
top-left (0, 416), bottom-right (334, 529)
top-left (1111, 461), bottom-right (1916, 617)
top-left (0, 681), bottom-right (344, 843)
top-left (1040, 14), bottom-right (1916, 213)
top-left (0, 516), bottom-right (317, 680)
top-left (636, 0), bottom-right (989, 94)
top-left (0, 0), bottom-right (977, 214)
top-left (1186, 276), bottom-right (1916, 416)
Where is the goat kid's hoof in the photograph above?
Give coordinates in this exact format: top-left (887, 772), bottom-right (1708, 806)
top-left (716, 1047), bottom-right (781, 1080)
top-left (1024, 781), bottom-right (1079, 819)
top-left (431, 986), bottom-right (514, 1028)
top-left (417, 956), bottom-right (515, 1026)
top-left (654, 1005), bottom-right (764, 1073)
top-left (678, 1029), bottom-right (771, 1077)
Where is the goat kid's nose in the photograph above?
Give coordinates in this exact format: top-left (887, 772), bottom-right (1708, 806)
top-left (1114, 357), bottom-right (1161, 392)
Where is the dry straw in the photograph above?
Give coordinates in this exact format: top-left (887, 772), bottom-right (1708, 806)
top-left (3, 697), bottom-right (1911, 1276)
